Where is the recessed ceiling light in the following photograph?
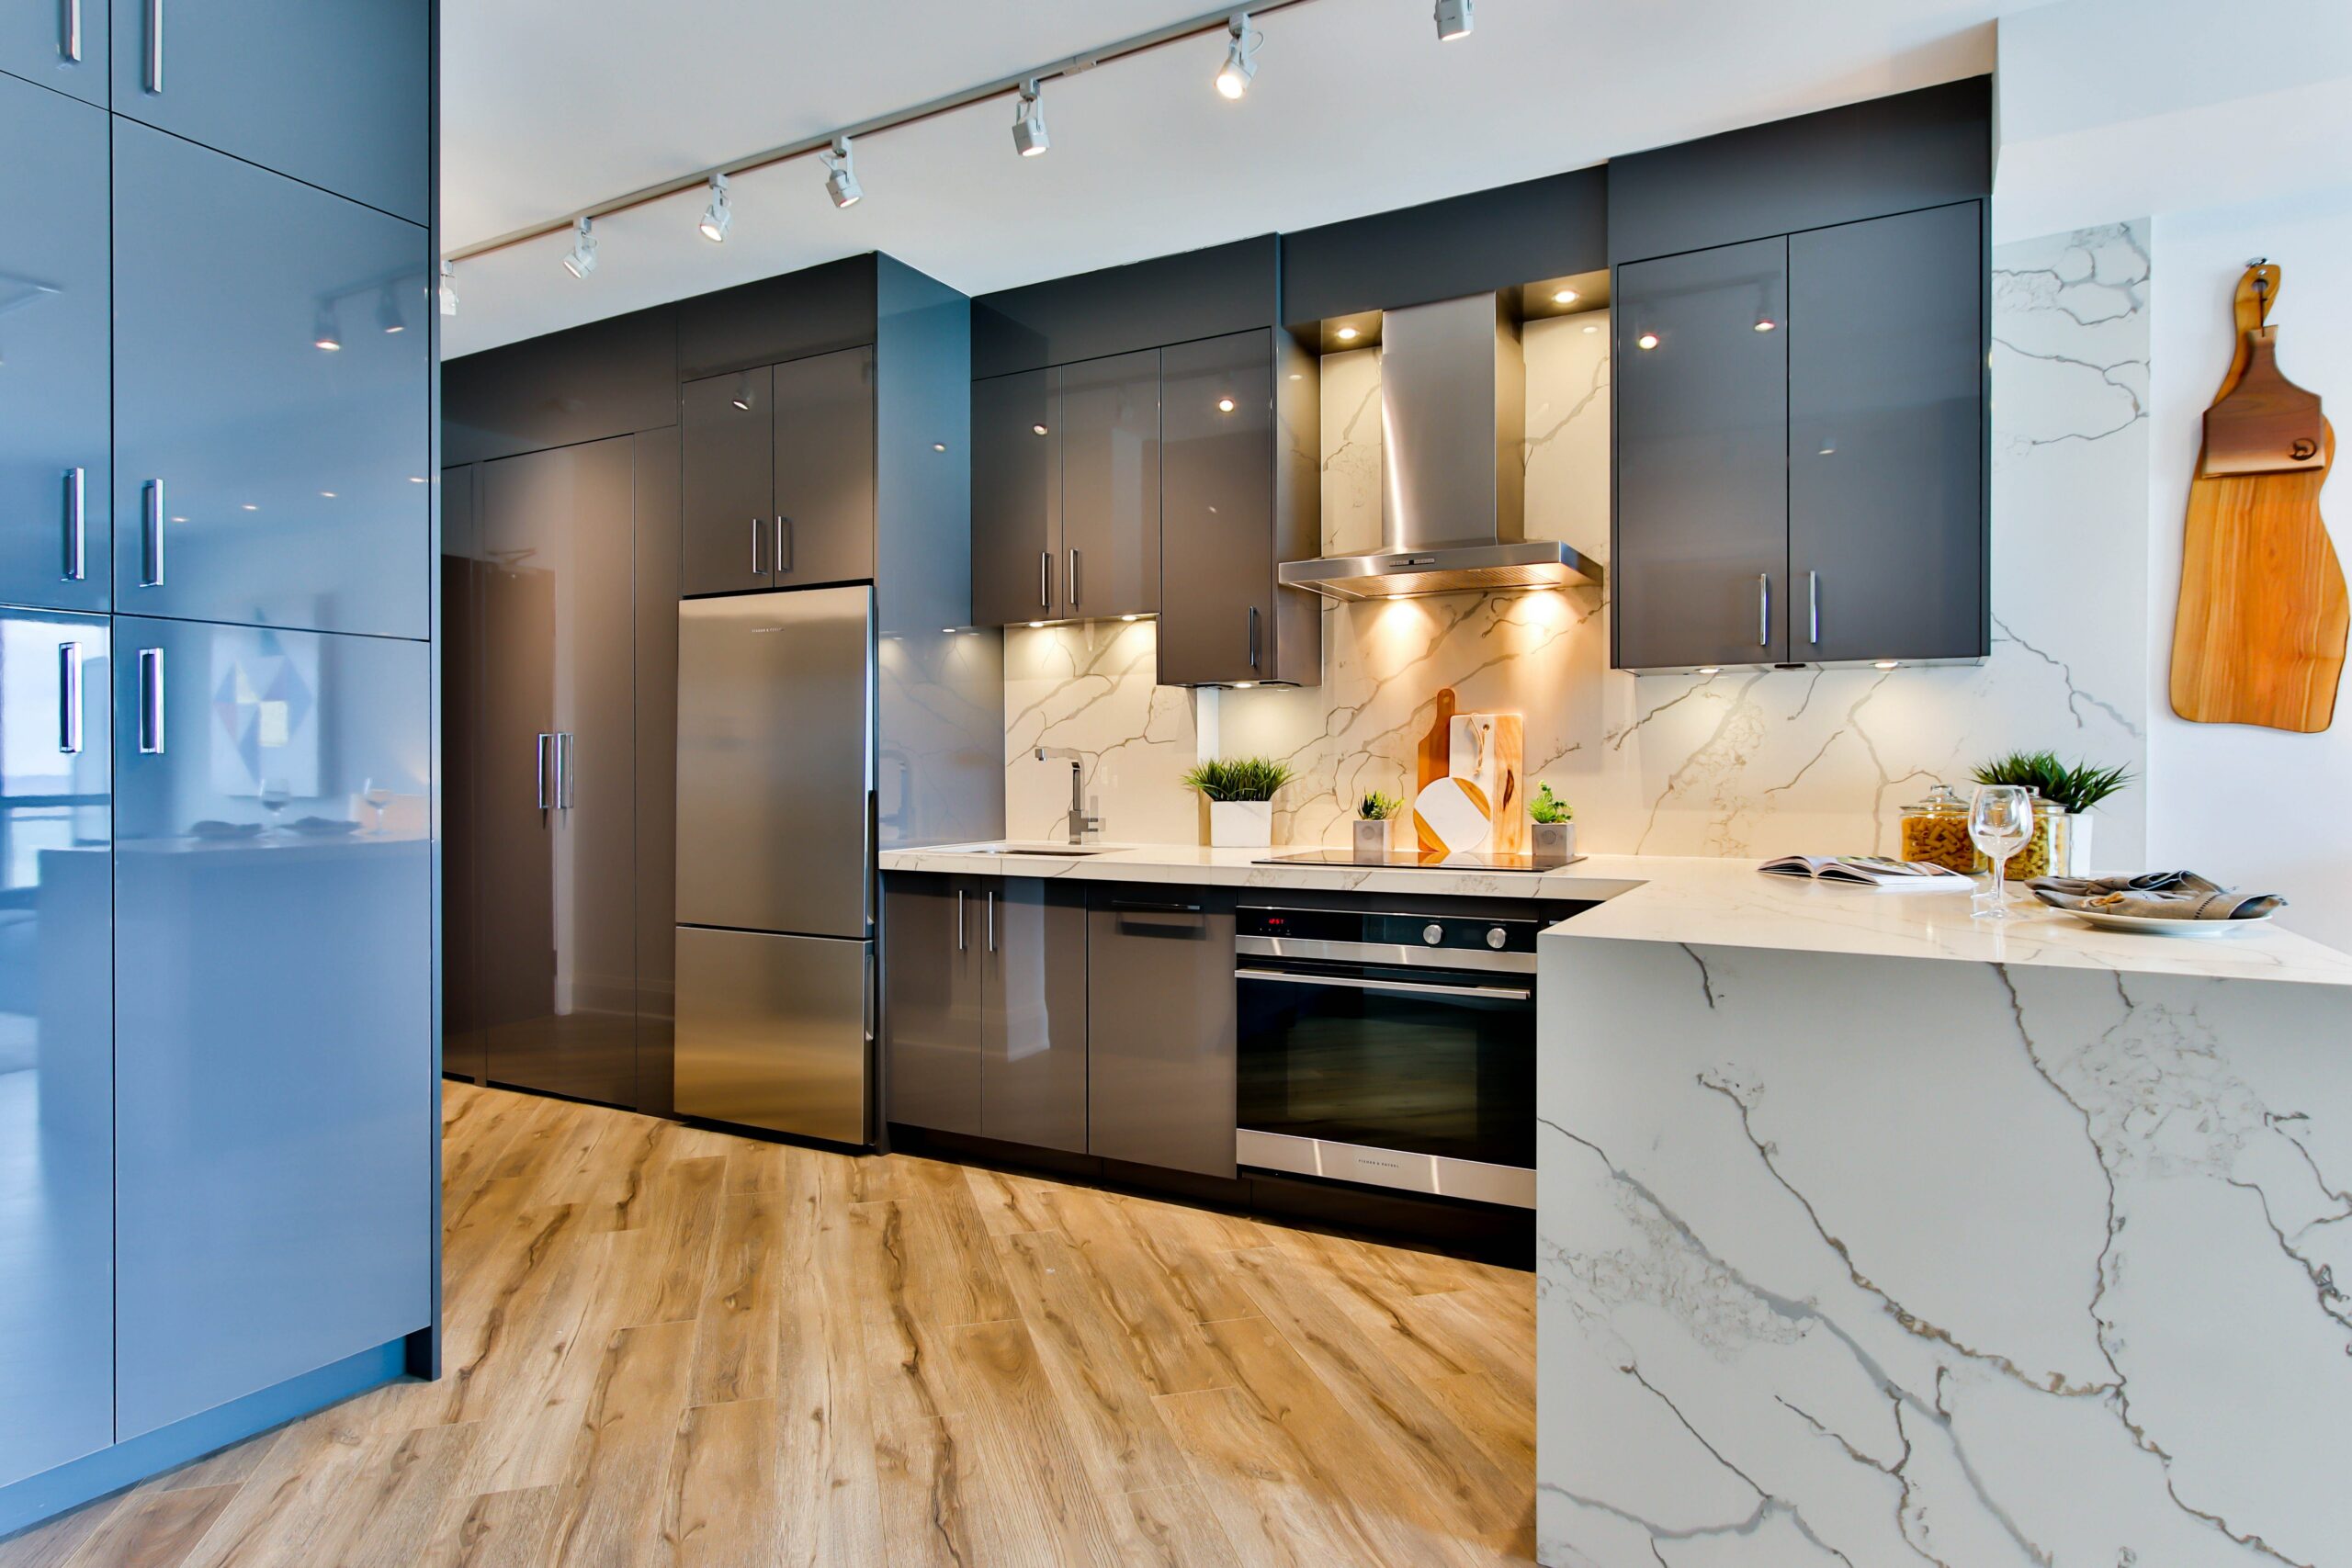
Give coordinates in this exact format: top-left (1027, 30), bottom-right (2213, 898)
top-left (697, 173), bottom-right (731, 243)
top-left (1552, 288), bottom-right (1577, 305)
top-left (1336, 325), bottom-right (1358, 342)
top-left (1636, 333), bottom-right (1660, 350)
top-left (1216, 397), bottom-right (1236, 412)
top-left (1215, 14), bottom-right (1258, 98)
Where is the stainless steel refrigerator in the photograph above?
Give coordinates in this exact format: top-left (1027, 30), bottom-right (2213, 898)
top-left (674, 586), bottom-right (875, 1144)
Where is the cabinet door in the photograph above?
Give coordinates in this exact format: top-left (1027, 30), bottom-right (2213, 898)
top-left (113, 122), bottom-right (431, 640)
top-left (0, 613), bottom-right (111, 1488)
top-left (1058, 349), bottom-right (1159, 620)
top-left (0, 79), bottom-right (109, 613)
top-left (0, 0), bottom-right (107, 104)
top-left (971, 369), bottom-right (1058, 626)
top-left (682, 367), bottom-right (774, 597)
top-left (1087, 891), bottom-right (1236, 1179)
top-left (881, 876), bottom-right (980, 1136)
top-left (1159, 332), bottom-right (1272, 685)
top-left (1790, 202), bottom-right (1985, 663)
top-left (1614, 237), bottom-right (1790, 670)
top-left (113, 616), bottom-right (432, 1439)
top-left (440, 464), bottom-right (486, 1084)
top-left (108, 0), bottom-right (428, 222)
top-left (477, 440), bottom-right (638, 1108)
top-left (980, 879), bottom-right (1086, 1154)
top-left (773, 346), bottom-right (876, 589)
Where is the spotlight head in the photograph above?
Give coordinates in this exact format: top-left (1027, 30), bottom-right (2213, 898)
top-left (438, 260), bottom-right (458, 317)
top-left (1012, 80), bottom-right (1050, 157)
top-left (562, 216), bottom-right (598, 278)
top-left (1434, 0), bottom-right (1473, 40)
top-left (698, 173), bottom-right (731, 243)
top-left (312, 305), bottom-right (342, 351)
top-left (823, 137), bottom-right (863, 209)
top-left (1215, 14), bottom-right (1257, 98)
top-left (376, 286), bottom-right (405, 334)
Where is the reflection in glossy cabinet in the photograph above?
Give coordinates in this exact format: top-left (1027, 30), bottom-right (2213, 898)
top-left (882, 876), bottom-right (981, 1136)
top-left (0, 78), bottom-right (109, 613)
top-left (0, 613), bottom-right (111, 1488)
top-left (107, 0), bottom-right (429, 223)
top-left (440, 465), bottom-right (485, 1083)
top-left (774, 346), bottom-right (876, 589)
top-left (971, 369), bottom-right (1057, 625)
top-left (1058, 349), bottom-right (1159, 621)
top-left (982, 879), bottom-right (1088, 1154)
top-left (112, 121), bottom-right (431, 640)
top-left (0, 0), bottom-right (107, 105)
top-left (681, 367), bottom-right (773, 597)
top-left (111, 616), bottom-right (431, 1439)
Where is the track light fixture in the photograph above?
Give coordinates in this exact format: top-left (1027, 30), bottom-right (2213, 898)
top-left (438, 260), bottom-right (458, 317)
top-left (822, 137), bottom-right (863, 208)
top-left (312, 305), bottom-right (342, 351)
top-left (697, 173), bottom-right (732, 242)
top-left (377, 286), bottom-right (406, 334)
top-left (1215, 13), bottom-right (1258, 99)
top-left (1434, 0), bottom-right (1473, 40)
top-left (561, 216), bottom-right (598, 278)
top-left (1012, 80), bottom-right (1050, 157)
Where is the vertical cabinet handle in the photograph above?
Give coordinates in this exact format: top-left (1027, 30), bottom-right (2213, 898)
top-left (1807, 570), bottom-right (1820, 646)
top-left (1068, 548), bottom-right (1080, 609)
top-left (986, 889), bottom-right (996, 953)
top-left (137, 648), bottom-right (164, 754)
top-left (57, 643), bottom-right (82, 755)
top-left (1757, 573), bottom-right (1770, 648)
top-left (144, 0), bottom-right (163, 91)
top-left (62, 468), bottom-right (85, 581)
top-left (1038, 550), bottom-right (1051, 612)
top-left (535, 733), bottom-right (552, 810)
top-left (750, 515), bottom-right (763, 576)
top-left (1248, 604), bottom-right (1261, 671)
top-left (556, 732), bottom-right (574, 809)
top-left (141, 479), bottom-right (165, 586)
top-left (775, 516), bottom-right (791, 575)
top-left (956, 888), bottom-right (967, 952)
top-left (62, 0), bottom-right (82, 62)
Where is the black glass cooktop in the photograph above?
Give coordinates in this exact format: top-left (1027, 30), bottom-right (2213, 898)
top-left (1252, 848), bottom-right (1583, 873)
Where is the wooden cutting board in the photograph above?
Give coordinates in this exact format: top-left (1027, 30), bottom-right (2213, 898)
top-left (2169, 264), bottom-right (2347, 732)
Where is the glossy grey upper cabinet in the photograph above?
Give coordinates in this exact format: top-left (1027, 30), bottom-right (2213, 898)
top-left (1057, 349), bottom-right (1159, 622)
top-left (1613, 237), bottom-right (1791, 671)
top-left (111, 615), bottom-right (432, 1440)
top-left (107, 0), bottom-right (429, 222)
top-left (0, 79), bottom-right (109, 613)
top-left (1789, 202), bottom-right (1986, 664)
top-left (112, 122), bottom-right (431, 640)
top-left (0, 0), bottom-right (107, 103)
top-left (773, 346), bottom-right (876, 590)
top-left (1159, 331), bottom-right (1274, 685)
top-left (971, 368), bottom-right (1057, 626)
top-left (0, 611), bottom-right (111, 1490)
top-left (682, 367), bottom-right (774, 597)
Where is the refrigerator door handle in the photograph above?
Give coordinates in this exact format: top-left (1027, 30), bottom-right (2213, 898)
top-left (956, 888), bottom-right (966, 951)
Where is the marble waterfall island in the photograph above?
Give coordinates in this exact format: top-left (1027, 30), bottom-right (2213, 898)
top-left (1536, 874), bottom-right (2352, 1566)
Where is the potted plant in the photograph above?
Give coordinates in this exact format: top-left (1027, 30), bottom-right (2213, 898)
top-left (1968, 751), bottom-right (2134, 877)
top-left (1181, 757), bottom-right (1295, 849)
top-left (1529, 783), bottom-right (1577, 864)
top-left (1354, 790), bottom-right (1401, 863)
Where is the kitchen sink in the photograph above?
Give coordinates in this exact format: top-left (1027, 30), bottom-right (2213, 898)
top-left (966, 844), bottom-right (1109, 856)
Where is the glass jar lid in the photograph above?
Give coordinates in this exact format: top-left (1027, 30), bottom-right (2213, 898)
top-left (1902, 784), bottom-right (1969, 818)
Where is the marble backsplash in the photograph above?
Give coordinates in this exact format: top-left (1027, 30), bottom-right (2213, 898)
top-left (1007, 224), bottom-right (2153, 863)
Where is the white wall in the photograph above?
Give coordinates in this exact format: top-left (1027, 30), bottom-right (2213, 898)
top-left (2146, 187), bottom-right (2352, 952)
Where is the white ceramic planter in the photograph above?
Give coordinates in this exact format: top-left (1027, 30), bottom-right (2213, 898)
top-left (1352, 818), bottom-right (1393, 863)
top-left (1207, 799), bottom-right (1273, 849)
top-left (2067, 812), bottom-right (2095, 876)
top-left (1532, 820), bottom-right (1577, 864)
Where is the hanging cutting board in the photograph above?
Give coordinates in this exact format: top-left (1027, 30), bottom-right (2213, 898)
top-left (2169, 263), bottom-right (2347, 731)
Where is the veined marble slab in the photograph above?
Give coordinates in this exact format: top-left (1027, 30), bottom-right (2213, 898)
top-left (1536, 933), bottom-right (2352, 1565)
top-left (877, 840), bottom-right (1634, 903)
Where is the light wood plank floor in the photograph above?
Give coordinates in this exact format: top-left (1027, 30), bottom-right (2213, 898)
top-left (2, 1081), bottom-right (1536, 1567)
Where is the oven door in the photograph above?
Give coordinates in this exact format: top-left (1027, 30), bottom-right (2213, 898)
top-left (1235, 956), bottom-right (1537, 1207)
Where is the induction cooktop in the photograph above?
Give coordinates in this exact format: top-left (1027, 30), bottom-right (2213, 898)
top-left (1252, 848), bottom-right (1583, 873)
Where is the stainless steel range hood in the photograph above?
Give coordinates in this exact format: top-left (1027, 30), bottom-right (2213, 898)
top-left (1279, 291), bottom-right (1601, 601)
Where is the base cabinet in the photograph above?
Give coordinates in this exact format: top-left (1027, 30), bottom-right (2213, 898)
top-left (1087, 891), bottom-right (1236, 1179)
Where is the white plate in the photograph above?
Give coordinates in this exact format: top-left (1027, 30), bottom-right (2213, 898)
top-left (2055, 907), bottom-right (2273, 939)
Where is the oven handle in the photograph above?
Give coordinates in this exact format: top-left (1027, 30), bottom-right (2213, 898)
top-left (1234, 966), bottom-right (1532, 1002)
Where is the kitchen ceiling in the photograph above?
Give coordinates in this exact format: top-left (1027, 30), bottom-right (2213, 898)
top-left (440, 0), bottom-right (2026, 356)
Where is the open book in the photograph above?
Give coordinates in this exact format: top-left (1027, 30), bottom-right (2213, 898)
top-left (1759, 854), bottom-right (1974, 891)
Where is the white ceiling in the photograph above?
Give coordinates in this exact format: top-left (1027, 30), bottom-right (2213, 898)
top-left (440, 0), bottom-right (2025, 358)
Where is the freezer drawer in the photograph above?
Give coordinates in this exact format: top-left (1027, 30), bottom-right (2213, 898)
top-left (675, 926), bottom-right (869, 1145)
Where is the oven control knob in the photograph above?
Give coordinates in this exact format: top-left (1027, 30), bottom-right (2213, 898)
top-left (1486, 925), bottom-right (1508, 950)
top-left (1421, 922), bottom-right (1445, 945)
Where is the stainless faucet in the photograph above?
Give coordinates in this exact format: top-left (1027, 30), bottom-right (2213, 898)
top-left (1035, 746), bottom-right (1102, 844)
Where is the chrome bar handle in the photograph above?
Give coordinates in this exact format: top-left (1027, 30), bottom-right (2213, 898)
top-left (144, 0), bottom-right (162, 91)
top-left (987, 889), bottom-right (996, 953)
top-left (1232, 967), bottom-right (1532, 1002)
top-left (535, 733), bottom-right (551, 810)
top-left (62, 468), bottom-right (85, 581)
top-left (775, 515), bottom-right (791, 575)
top-left (141, 479), bottom-right (164, 587)
top-left (956, 888), bottom-right (967, 952)
top-left (137, 648), bottom-right (164, 754)
top-left (750, 516), bottom-right (762, 576)
top-left (1069, 548), bottom-right (1080, 609)
top-left (57, 643), bottom-right (82, 754)
top-left (1757, 573), bottom-right (1770, 648)
top-left (556, 731), bottom-right (574, 809)
top-left (1248, 604), bottom-right (1261, 671)
top-left (62, 0), bottom-right (82, 62)
top-left (1807, 570), bottom-right (1820, 645)
top-left (1038, 550), bottom-right (1050, 611)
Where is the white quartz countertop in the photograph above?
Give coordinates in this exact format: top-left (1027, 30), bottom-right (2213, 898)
top-left (880, 841), bottom-right (2352, 985)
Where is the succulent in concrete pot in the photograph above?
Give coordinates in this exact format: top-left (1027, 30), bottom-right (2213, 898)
top-left (1529, 783), bottom-right (1577, 864)
top-left (1353, 790), bottom-right (1401, 862)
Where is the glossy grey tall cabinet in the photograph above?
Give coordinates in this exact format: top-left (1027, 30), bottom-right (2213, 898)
top-left (0, 0), bottom-right (436, 1535)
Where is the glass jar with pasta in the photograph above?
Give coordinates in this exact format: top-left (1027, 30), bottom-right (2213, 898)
top-left (1898, 784), bottom-right (1975, 873)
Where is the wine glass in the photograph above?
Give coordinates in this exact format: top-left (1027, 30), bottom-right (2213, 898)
top-left (258, 776), bottom-right (292, 836)
top-left (362, 776), bottom-right (392, 833)
top-left (1969, 784), bottom-right (2032, 920)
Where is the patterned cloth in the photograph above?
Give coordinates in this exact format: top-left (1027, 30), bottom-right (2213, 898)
top-left (2026, 870), bottom-right (2285, 920)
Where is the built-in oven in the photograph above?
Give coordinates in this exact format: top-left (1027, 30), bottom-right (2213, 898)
top-left (1234, 904), bottom-right (1548, 1208)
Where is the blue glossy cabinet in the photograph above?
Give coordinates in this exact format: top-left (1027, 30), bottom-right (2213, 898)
top-left (0, 612), bottom-right (111, 1488)
top-left (0, 0), bottom-right (107, 105)
top-left (111, 615), bottom-right (431, 1439)
top-left (112, 121), bottom-right (431, 640)
top-left (107, 0), bottom-right (428, 223)
top-left (0, 76), bottom-right (109, 613)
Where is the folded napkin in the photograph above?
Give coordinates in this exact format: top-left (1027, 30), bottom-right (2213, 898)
top-left (2026, 871), bottom-right (2284, 921)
